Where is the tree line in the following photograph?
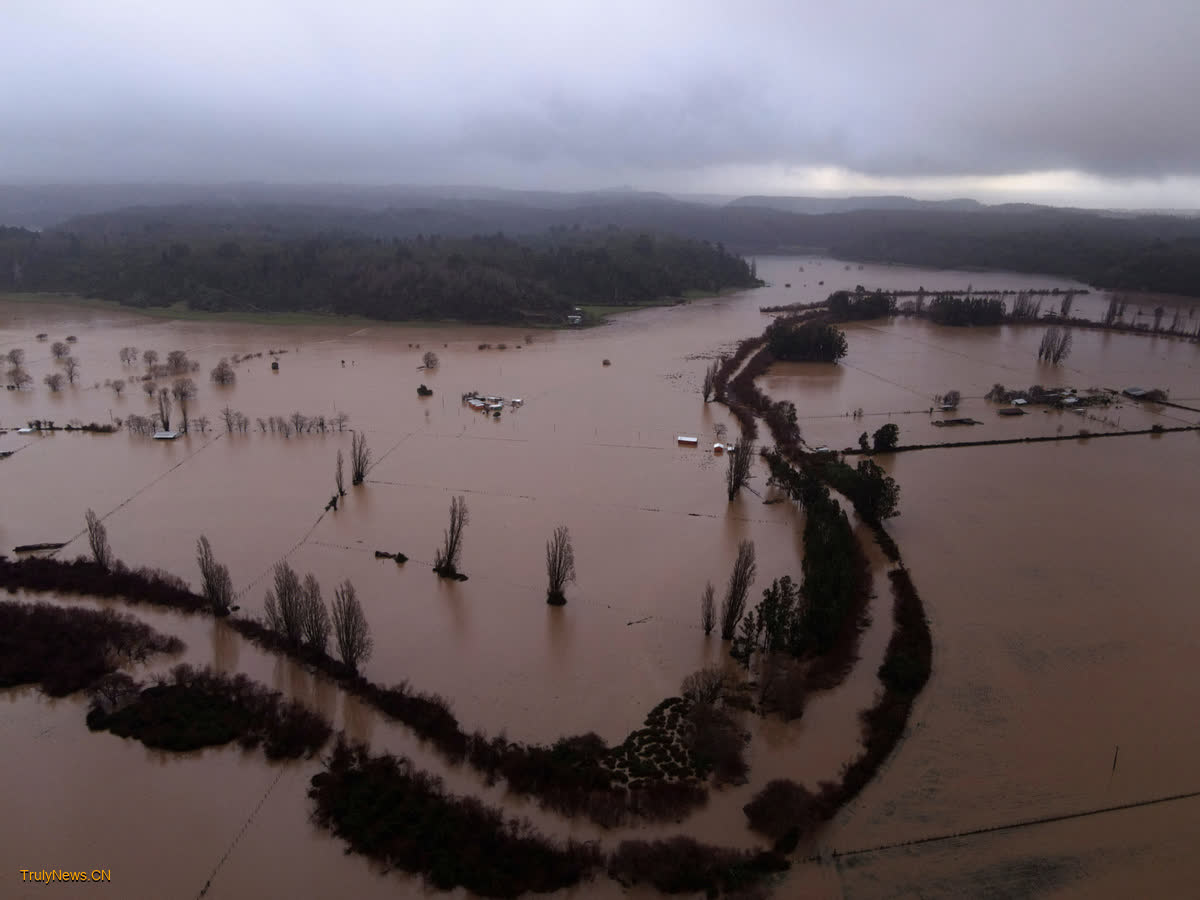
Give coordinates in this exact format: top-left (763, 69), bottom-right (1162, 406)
top-left (0, 226), bottom-right (758, 324)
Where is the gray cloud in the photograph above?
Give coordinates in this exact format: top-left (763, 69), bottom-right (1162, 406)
top-left (2, 0), bottom-right (1199, 194)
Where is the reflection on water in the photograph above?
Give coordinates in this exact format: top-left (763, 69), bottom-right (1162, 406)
top-left (211, 618), bottom-right (239, 673)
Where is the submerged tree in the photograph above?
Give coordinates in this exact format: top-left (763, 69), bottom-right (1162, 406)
top-left (702, 359), bottom-right (719, 402)
top-left (51, 340), bottom-right (70, 360)
top-left (63, 356), bottom-right (81, 384)
top-left (1037, 326), bottom-right (1073, 364)
top-left (331, 580), bottom-right (372, 674)
top-left (422, 350), bottom-right (439, 369)
top-left (44, 372), bottom-right (65, 392)
top-left (719, 539), bottom-right (757, 640)
top-left (171, 378), bottom-right (197, 432)
top-left (196, 534), bottom-right (234, 615)
top-left (142, 349), bottom-right (159, 369)
top-left (335, 449), bottom-right (346, 496)
top-left (544, 525), bottom-right (576, 605)
top-left (872, 423), bottom-right (900, 452)
top-left (211, 357), bottom-right (236, 385)
top-left (700, 581), bottom-right (716, 635)
top-left (264, 561), bottom-right (305, 648)
top-left (300, 573), bottom-right (331, 653)
top-left (433, 495), bottom-right (469, 578)
top-left (111, 378), bottom-right (126, 397)
top-left (6, 365), bottom-right (32, 389)
top-left (157, 388), bottom-right (172, 431)
top-left (84, 508), bottom-right (113, 571)
top-left (350, 432), bottom-right (370, 485)
top-left (725, 440), bottom-right (755, 501)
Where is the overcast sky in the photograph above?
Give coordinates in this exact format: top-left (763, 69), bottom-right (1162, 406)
top-left (4, 0), bottom-right (1200, 207)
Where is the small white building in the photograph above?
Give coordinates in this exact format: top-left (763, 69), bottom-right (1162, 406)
top-left (153, 431), bottom-right (179, 440)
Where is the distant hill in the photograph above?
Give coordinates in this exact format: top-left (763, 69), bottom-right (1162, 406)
top-left (727, 194), bottom-right (986, 214)
top-left (5, 184), bottom-right (1200, 297)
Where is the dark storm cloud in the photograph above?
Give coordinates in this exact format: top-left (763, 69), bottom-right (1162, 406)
top-left (2, 0), bottom-right (1198, 187)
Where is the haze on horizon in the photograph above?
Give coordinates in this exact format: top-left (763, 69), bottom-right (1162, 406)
top-left (4, 0), bottom-right (1200, 210)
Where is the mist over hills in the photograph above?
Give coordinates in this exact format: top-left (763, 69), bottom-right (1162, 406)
top-left (3, 184), bottom-right (1200, 298)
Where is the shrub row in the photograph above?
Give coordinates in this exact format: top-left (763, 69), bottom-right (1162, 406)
top-left (87, 664), bottom-right (332, 759)
top-left (309, 738), bottom-right (603, 898)
top-left (0, 598), bottom-right (182, 696)
top-left (3, 555), bottom-right (707, 827)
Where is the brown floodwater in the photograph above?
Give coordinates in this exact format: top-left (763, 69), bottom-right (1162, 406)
top-left (3, 256), bottom-right (1199, 897)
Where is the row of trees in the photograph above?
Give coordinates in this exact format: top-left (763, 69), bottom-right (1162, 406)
top-left (263, 563), bottom-right (373, 673)
top-left (698, 539), bottom-right (758, 641)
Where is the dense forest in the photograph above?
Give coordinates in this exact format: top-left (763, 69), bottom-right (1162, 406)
top-left (829, 216), bottom-right (1200, 298)
top-left (0, 226), bottom-right (757, 323)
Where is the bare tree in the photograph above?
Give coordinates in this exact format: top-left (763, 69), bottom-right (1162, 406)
top-left (119, 346), bottom-right (138, 365)
top-left (725, 440), bottom-right (755, 501)
top-left (350, 431), bottom-right (370, 484)
top-left (85, 508), bottom-right (113, 570)
top-left (702, 359), bottom-right (719, 402)
top-left (7, 366), bottom-right (31, 389)
top-left (263, 561), bottom-right (304, 648)
top-left (210, 357), bottom-right (236, 385)
top-left (331, 579), bottom-right (373, 674)
top-left (171, 378), bottom-right (196, 432)
top-left (719, 540), bottom-right (757, 640)
top-left (335, 449), bottom-right (346, 496)
top-left (1059, 292), bottom-right (1075, 318)
top-left (195, 415), bottom-right (210, 433)
top-left (700, 581), bottom-right (716, 635)
top-left (221, 405), bottom-right (237, 433)
top-left (422, 350), bottom-right (439, 369)
top-left (142, 379), bottom-right (157, 399)
top-left (44, 372), bottom-right (65, 392)
top-left (545, 525), bottom-right (576, 605)
top-left (61, 356), bottom-right (80, 384)
top-left (50, 341), bottom-right (70, 359)
top-left (166, 350), bottom-right (190, 374)
top-left (87, 672), bottom-right (140, 715)
top-left (681, 665), bottom-right (727, 705)
top-left (111, 378), bottom-right (126, 397)
top-left (142, 349), bottom-right (159, 369)
top-left (156, 387), bottom-right (172, 431)
top-left (196, 535), bottom-right (234, 615)
top-left (433, 495), bottom-right (469, 577)
top-left (300, 573), bottom-right (331, 653)
top-left (1037, 326), bottom-right (1073, 364)
top-left (290, 411), bottom-right (307, 434)
top-left (332, 412), bottom-right (350, 432)
top-left (5, 348), bottom-right (24, 366)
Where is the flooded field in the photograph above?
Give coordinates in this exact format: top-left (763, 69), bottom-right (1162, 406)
top-left (3, 256), bottom-right (1199, 897)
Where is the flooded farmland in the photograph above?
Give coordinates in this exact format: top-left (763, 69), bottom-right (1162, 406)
top-left (3, 256), bottom-right (1200, 898)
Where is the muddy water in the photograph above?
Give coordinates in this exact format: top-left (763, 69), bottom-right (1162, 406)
top-left (3, 256), bottom-right (1199, 897)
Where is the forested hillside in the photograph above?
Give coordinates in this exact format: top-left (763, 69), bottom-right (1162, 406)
top-left (0, 227), bottom-right (757, 323)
